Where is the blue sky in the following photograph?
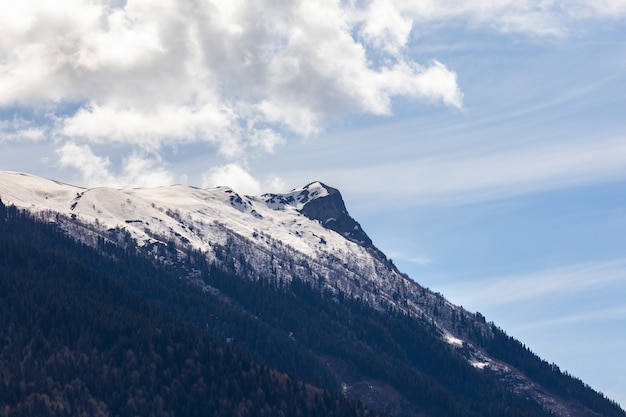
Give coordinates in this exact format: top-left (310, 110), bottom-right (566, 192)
top-left (1, 0), bottom-right (625, 408)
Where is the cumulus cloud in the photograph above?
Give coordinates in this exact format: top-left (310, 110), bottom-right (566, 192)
top-left (201, 163), bottom-right (288, 195)
top-left (1, 0), bottom-right (623, 186)
top-left (202, 163), bottom-right (262, 195)
top-left (0, 118), bottom-right (46, 142)
top-left (358, 0), bottom-right (414, 55)
top-left (0, 0), bottom-right (463, 147)
top-left (57, 141), bottom-right (175, 188)
top-left (56, 142), bottom-right (115, 186)
top-left (60, 102), bottom-right (239, 155)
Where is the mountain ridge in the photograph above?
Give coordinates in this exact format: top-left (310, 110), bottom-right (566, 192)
top-left (1, 170), bottom-right (624, 417)
top-left (0, 200), bottom-right (380, 417)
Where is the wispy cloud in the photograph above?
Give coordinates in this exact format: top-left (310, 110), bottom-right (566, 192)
top-left (399, 0), bottom-right (626, 36)
top-left (0, 117), bottom-right (46, 143)
top-left (438, 258), bottom-right (626, 308)
top-left (517, 305), bottom-right (626, 331)
top-left (337, 133), bottom-right (626, 208)
top-left (388, 251), bottom-right (432, 265)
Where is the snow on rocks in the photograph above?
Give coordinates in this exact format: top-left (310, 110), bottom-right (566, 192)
top-left (0, 170), bottom-right (494, 374)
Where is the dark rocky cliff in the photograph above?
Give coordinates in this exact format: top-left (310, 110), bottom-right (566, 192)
top-left (299, 182), bottom-right (394, 270)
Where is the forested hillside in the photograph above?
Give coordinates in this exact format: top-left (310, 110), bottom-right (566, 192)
top-left (1, 198), bottom-right (624, 417)
top-left (0, 200), bottom-right (376, 417)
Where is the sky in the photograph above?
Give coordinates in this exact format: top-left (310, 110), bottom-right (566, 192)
top-left (1, 0), bottom-right (626, 409)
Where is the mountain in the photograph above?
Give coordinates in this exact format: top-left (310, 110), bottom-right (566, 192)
top-left (1, 170), bottom-right (624, 417)
top-left (0, 199), bottom-right (378, 417)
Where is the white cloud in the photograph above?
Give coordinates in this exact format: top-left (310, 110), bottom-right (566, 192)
top-left (1, 0), bottom-right (465, 148)
top-left (439, 258), bottom-right (626, 308)
top-left (117, 154), bottom-right (176, 188)
top-left (358, 0), bottom-right (414, 55)
top-left (573, 0), bottom-right (626, 18)
top-left (202, 163), bottom-right (262, 195)
top-left (0, 118), bottom-right (46, 142)
top-left (56, 141), bottom-right (175, 188)
top-left (518, 305), bottom-right (626, 330)
top-left (267, 176), bottom-right (287, 193)
top-left (399, 0), bottom-right (626, 36)
top-left (75, 4), bottom-right (166, 72)
top-left (0, 0), bottom-right (103, 105)
top-left (2, 0), bottom-right (624, 186)
top-left (388, 251), bottom-right (432, 265)
top-left (201, 163), bottom-right (288, 195)
top-left (379, 60), bottom-right (463, 109)
top-left (339, 135), bottom-right (626, 207)
top-left (247, 127), bottom-right (285, 154)
top-left (56, 142), bottom-right (115, 186)
top-left (61, 102), bottom-right (239, 155)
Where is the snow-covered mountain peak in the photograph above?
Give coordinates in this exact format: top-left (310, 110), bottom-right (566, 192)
top-left (257, 180), bottom-right (381, 252)
top-left (2, 171), bottom-right (620, 417)
top-left (260, 181), bottom-right (332, 211)
top-left (1, 169), bottom-right (619, 417)
top-left (293, 181), bottom-right (335, 206)
top-left (0, 171), bottom-right (482, 358)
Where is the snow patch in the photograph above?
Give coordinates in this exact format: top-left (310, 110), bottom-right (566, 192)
top-left (444, 333), bottom-right (464, 347)
top-left (471, 361), bottom-right (489, 370)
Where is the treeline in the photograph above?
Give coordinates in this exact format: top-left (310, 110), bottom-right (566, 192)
top-left (482, 326), bottom-right (625, 417)
top-left (0, 199), bottom-right (377, 417)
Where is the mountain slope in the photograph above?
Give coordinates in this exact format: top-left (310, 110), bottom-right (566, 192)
top-left (0, 198), bottom-right (548, 417)
top-left (0, 200), bottom-right (378, 417)
top-left (1, 170), bottom-right (624, 417)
